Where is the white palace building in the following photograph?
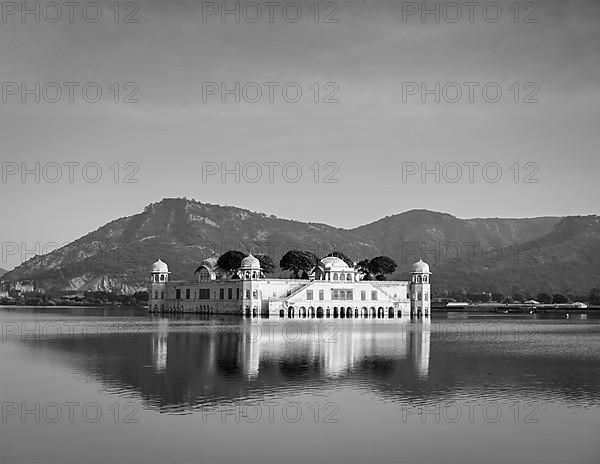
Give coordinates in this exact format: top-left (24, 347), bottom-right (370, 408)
top-left (149, 255), bottom-right (431, 319)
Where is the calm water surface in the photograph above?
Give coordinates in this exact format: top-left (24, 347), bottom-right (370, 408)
top-left (1, 307), bottom-right (599, 464)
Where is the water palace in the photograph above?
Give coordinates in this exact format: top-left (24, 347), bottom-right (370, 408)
top-left (149, 255), bottom-right (431, 319)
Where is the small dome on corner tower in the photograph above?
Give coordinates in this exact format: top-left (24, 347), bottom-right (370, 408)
top-left (151, 259), bottom-right (169, 273)
top-left (240, 254), bottom-right (261, 269)
top-left (411, 259), bottom-right (430, 274)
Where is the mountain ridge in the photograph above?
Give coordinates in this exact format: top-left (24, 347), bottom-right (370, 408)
top-left (3, 198), bottom-right (599, 295)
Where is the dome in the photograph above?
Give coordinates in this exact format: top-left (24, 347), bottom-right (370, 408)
top-left (151, 259), bottom-right (169, 273)
top-left (320, 256), bottom-right (351, 270)
top-left (240, 253), bottom-right (261, 269)
top-left (196, 257), bottom-right (218, 270)
top-left (411, 259), bottom-right (430, 274)
top-left (194, 257), bottom-right (216, 274)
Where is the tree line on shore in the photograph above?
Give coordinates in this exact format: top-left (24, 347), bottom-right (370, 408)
top-left (440, 289), bottom-right (600, 306)
top-left (0, 290), bottom-right (148, 307)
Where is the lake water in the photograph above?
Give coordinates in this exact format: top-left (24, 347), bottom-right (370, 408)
top-left (1, 307), bottom-right (599, 464)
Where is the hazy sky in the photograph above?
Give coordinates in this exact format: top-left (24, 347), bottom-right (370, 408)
top-left (1, 0), bottom-right (599, 270)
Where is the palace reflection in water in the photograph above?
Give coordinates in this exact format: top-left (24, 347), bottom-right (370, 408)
top-left (12, 312), bottom-right (600, 415)
top-left (142, 318), bottom-right (433, 411)
top-left (4, 308), bottom-right (600, 464)
top-left (15, 316), bottom-right (436, 412)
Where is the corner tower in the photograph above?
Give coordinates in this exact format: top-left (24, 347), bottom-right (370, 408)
top-left (410, 259), bottom-right (431, 318)
top-left (149, 259), bottom-right (170, 312)
top-left (239, 254), bottom-right (262, 317)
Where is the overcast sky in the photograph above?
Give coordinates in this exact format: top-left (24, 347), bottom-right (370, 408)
top-left (1, 0), bottom-right (599, 270)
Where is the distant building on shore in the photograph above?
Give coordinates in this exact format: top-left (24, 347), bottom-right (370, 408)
top-left (149, 255), bottom-right (431, 319)
top-left (0, 280), bottom-right (37, 294)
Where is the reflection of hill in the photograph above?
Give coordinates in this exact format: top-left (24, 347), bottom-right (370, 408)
top-left (20, 319), bottom-right (600, 411)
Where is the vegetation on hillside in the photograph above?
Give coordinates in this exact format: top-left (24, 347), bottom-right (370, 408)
top-left (3, 198), bottom-right (600, 296)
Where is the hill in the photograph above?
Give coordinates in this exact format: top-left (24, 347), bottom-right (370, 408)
top-left (3, 198), bottom-right (599, 295)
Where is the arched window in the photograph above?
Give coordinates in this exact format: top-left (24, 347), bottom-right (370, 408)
top-left (160, 274), bottom-right (165, 282)
top-left (198, 268), bottom-right (211, 282)
top-left (346, 273), bottom-right (352, 281)
top-left (333, 273), bottom-right (338, 280)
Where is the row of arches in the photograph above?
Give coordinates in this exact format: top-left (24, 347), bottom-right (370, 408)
top-left (241, 270), bottom-right (260, 280)
top-left (281, 306), bottom-right (402, 319)
top-left (150, 304), bottom-right (428, 318)
top-left (150, 273), bottom-right (168, 283)
top-left (327, 272), bottom-right (354, 281)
